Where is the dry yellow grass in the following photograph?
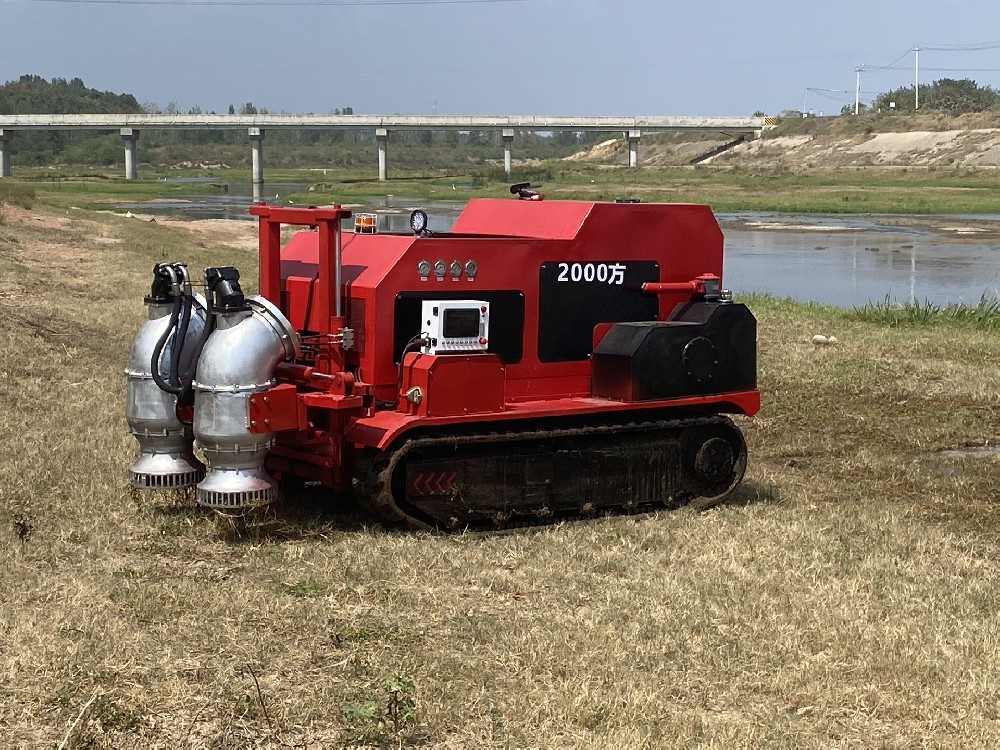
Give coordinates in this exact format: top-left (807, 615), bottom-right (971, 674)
top-left (0, 204), bottom-right (997, 747)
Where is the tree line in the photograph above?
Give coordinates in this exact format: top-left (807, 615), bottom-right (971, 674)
top-left (847, 77), bottom-right (1000, 115)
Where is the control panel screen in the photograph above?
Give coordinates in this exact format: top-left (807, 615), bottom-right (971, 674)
top-left (443, 308), bottom-right (481, 339)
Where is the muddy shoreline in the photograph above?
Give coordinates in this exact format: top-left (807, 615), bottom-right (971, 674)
top-left (720, 213), bottom-right (1000, 244)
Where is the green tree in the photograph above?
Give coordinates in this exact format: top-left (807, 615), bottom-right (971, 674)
top-left (870, 78), bottom-right (1000, 114)
top-left (922, 78), bottom-right (1000, 111)
top-left (0, 74), bottom-right (143, 164)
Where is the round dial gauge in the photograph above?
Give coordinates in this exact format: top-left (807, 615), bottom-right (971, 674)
top-left (417, 259), bottom-right (431, 277)
top-left (450, 259), bottom-right (462, 278)
top-left (409, 209), bottom-right (428, 234)
top-left (464, 259), bottom-right (478, 278)
top-left (433, 259), bottom-right (447, 277)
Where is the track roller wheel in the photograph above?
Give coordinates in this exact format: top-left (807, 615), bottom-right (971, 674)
top-left (680, 423), bottom-right (747, 511)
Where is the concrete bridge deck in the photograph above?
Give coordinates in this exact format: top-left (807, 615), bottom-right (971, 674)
top-left (0, 114), bottom-right (763, 131)
top-left (0, 113), bottom-right (765, 196)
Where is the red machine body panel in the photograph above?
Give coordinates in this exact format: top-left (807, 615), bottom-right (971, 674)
top-left (398, 353), bottom-right (506, 418)
top-left (278, 199), bottom-right (726, 397)
top-left (251, 198), bottom-right (756, 492)
top-left (347, 389), bottom-right (761, 451)
top-left (450, 198), bottom-right (593, 238)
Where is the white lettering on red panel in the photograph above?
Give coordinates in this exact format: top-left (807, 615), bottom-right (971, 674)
top-left (556, 262), bottom-right (627, 285)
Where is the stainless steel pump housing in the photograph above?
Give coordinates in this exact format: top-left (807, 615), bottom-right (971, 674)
top-left (193, 296), bottom-right (299, 510)
top-left (125, 297), bottom-right (207, 489)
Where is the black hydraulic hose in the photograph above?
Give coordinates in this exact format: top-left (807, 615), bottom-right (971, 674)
top-left (168, 293), bottom-right (193, 391)
top-left (176, 306), bottom-right (216, 412)
top-left (302, 273), bottom-right (319, 332)
top-left (178, 295), bottom-right (209, 385)
top-left (150, 293), bottom-right (183, 395)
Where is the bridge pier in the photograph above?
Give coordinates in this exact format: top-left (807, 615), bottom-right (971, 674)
top-left (120, 128), bottom-right (139, 180)
top-left (249, 128), bottom-right (264, 200)
top-left (502, 128), bottom-right (514, 175)
top-left (376, 128), bottom-right (388, 181)
top-left (0, 130), bottom-right (11, 178)
top-left (627, 129), bottom-right (640, 168)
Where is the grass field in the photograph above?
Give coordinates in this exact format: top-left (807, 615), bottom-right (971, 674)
top-left (0, 200), bottom-right (998, 747)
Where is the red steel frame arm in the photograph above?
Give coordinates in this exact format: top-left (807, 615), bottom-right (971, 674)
top-left (257, 212), bottom-right (282, 302)
top-left (641, 273), bottom-right (721, 296)
top-left (248, 203), bottom-right (353, 335)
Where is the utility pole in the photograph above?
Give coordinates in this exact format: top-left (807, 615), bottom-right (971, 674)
top-left (855, 65), bottom-right (864, 115)
top-left (915, 46), bottom-right (920, 110)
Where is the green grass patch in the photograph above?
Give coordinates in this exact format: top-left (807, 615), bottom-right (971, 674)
top-left (23, 176), bottom-right (226, 211)
top-left (850, 294), bottom-right (1000, 330)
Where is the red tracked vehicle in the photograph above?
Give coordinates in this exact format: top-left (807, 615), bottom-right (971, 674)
top-left (125, 191), bottom-right (759, 530)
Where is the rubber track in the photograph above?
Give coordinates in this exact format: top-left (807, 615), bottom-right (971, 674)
top-left (355, 414), bottom-right (747, 532)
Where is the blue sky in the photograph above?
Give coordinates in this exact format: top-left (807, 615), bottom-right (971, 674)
top-left (3, 0), bottom-right (1000, 115)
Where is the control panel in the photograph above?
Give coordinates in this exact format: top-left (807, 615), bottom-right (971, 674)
top-left (420, 300), bottom-right (490, 355)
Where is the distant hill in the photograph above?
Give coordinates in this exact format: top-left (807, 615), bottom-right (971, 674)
top-left (568, 79), bottom-right (1000, 170)
top-left (0, 75), bottom-right (143, 115)
top-left (716, 112), bottom-right (1000, 169)
top-left (565, 112), bottom-right (1000, 170)
top-left (0, 75), bottom-right (144, 166)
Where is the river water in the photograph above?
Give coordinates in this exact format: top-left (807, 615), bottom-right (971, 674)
top-left (120, 180), bottom-right (1000, 308)
top-left (722, 214), bottom-right (1000, 308)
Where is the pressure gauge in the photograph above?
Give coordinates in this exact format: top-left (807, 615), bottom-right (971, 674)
top-left (410, 209), bottom-right (428, 235)
top-left (450, 259), bottom-right (462, 279)
top-left (433, 259), bottom-right (447, 277)
top-left (464, 259), bottom-right (478, 279)
top-left (417, 259), bottom-right (431, 278)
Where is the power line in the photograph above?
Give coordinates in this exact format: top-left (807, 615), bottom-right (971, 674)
top-left (866, 48), bottom-right (915, 71)
top-left (923, 66), bottom-right (1000, 72)
top-left (808, 88), bottom-right (876, 100)
top-left (918, 40), bottom-right (1000, 51)
top-left (880, 66), bottom-right (1000, 73)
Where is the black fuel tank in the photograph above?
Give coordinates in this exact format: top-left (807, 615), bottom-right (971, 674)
top-left (591, 302), bottom-right (756, 401)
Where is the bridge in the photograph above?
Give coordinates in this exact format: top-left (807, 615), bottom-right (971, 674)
top-left (0, 114), bottom-right (765, 198)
